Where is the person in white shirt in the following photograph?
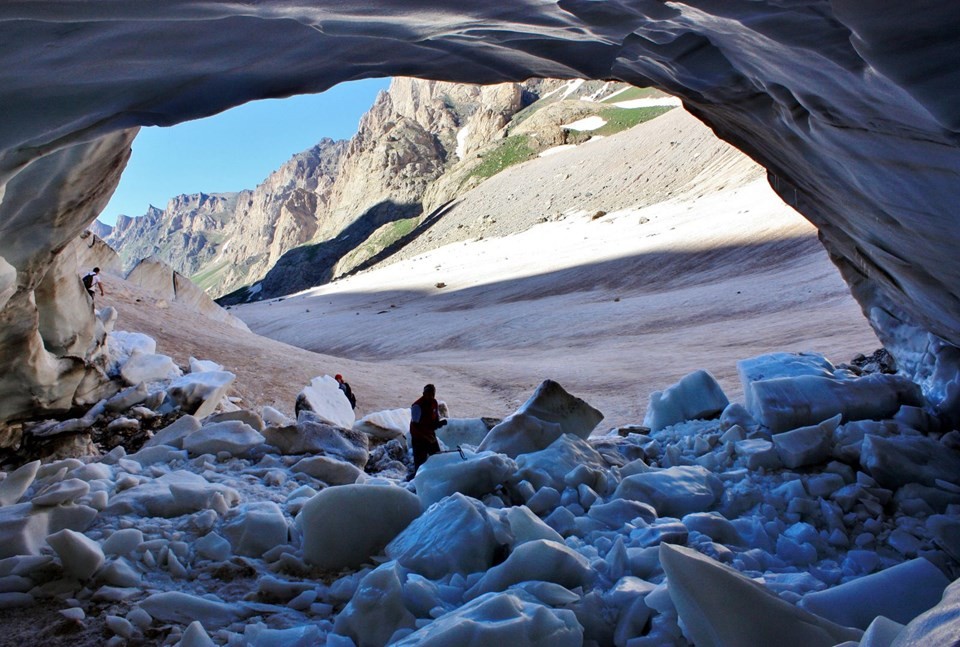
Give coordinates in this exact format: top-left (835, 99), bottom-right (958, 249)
top-left (82, 267), bottom-right (105, 300)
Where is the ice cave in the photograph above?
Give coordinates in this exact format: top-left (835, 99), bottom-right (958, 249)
top-left (1, 2), bottom-right (960, 645)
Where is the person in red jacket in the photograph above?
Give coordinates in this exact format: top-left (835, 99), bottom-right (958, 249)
top-left (409, 383), bottom-right (446, 474)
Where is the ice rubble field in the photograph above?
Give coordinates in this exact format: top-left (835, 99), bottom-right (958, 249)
top-left (2, 328), bottom-right (960, 646)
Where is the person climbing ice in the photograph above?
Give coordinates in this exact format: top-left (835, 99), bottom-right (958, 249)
top-left (81, 267), bottom-right (105, 302)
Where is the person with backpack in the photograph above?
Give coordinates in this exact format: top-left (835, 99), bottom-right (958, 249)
top-left (82, 267), bottom-right (104, 300)
top-left (409, 383), bottom-right (447, 475)
top-left (335, 374), bottom-right (357, 410)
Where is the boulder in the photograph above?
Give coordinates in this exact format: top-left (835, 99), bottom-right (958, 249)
top-left (222, 502), bottom-right (289, 558)
top-left (263, 411), bottom-right (369, 468)
top-left (143, 415), bottom-right (201, 449)
top-left (643, 369), bottom-right (729, 432)
top-left (119, 350), bottom-right (181, 385)
top-left (334, 562), bottom-right (417, 647)
top-left (353, 408), bottom-right (409, 442)
top-left (614, 466), bottom-right (724, 518)
top-left (491, 505), bottom-right (565, 547)
top-left (0, 461), bottom-right (40, 506)
top-left (738, 352), bottom-right (836, 413)
top-left (0, 504), bottom-right (55, 558)
top-left (748, 373), bottom-right (922, 434)
top-left (387, 493), bottom-right (499, 579)
top-left (478, 412), bottom-right (564, 458)
top-left (165, 370), bottom-right (236, 418)
top-left (514, 434), bottom-right (609, 493)
top-left (773, 414), bottom-right (840, 469)
top-left (660, 543), bottom-right (863, 646)
top-left (295, 375), bottom-right (355, 429)
top-left (393, 590), bottom-right (582, 646)
top-left (414, 449), bottom-right (517, 508)
top-left (104, 470), bottom-right (240, 517)
top-left (587, 499), bottom-right (658, 530)
top-left (31, 478), bottom-right (90, 507)
top-left (466, 539), bottom-right (594, 599)
top-left (172, 272), bottom-right (250, 332)
top-left (512, 380), bottom-right (603, 440)
top-left (890, 578), bottom-right (960, 646)
top-left (140, 591), bottom-right (249, 628)
top-left (300, 484), bottom-right (421, 571)
top-left (125, 256), bottom-right (175, 301)
top-left (182, 420), bottom-right (264, 456)
top-left (46, 528), bottom-right (104, 580)
top-left (438, 418), bottom-right (495, 448)
top-left (861, 434), bottom-right (960, 490)
top-left (735, 438), bottom-right (782, 471)
top-left (681, 512), bottom-right (744, 546)
top-left (189, 357), bottom-right (224, 373)
top-left (101, 528), bottom-right (144, 556)
top-left (105, 331), bottom-right (157, 375)
top-left (0, 502), bottom-right (98, 559)
top-left (799, 558), bottom-right (950, 630)
top-left (291, 455), bottom-right (362, 485)
top-left (104, 382), bottom-right (149, 412)
top-left (204, 409), bottom-right (264, 431)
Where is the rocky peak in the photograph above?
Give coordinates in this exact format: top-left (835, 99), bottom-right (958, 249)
top-left (105, 76), bottom-right (589, 305)
top-left (86, 219), bottom-right (113, 240)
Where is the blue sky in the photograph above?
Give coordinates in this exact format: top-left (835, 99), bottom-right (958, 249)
top-left (98, 77), bottom-right (391, 226)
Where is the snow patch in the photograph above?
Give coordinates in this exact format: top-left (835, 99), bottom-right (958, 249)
top-left (561, 115), bottom-right (607, 132)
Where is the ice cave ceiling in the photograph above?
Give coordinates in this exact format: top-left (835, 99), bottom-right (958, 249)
top-left (1, 1), bottom-right (960, 423)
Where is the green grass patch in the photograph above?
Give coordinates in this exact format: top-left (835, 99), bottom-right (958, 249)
top-left (508, 99), bottom-right (553, 130)
top-left (191, 260), bottom-right (231, 292)
top-left (339, 216), bottom-right (421, 273)
top-left (601, 86), bottom-right (671, 102)
top-left (468, 135), bottom-right (536, 181)
top-left (594, 106), bottom-right (674, 136)
top-left (378, 217), bottom-right (419, 248)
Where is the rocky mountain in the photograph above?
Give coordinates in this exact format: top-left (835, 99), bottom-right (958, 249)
top-left (104, 193), bottom-right (237, 277)
top-left (86, 218), bottom-right (113, 241)
top-left (100, 139), bottom-right (346, 292)
top-left (236, 80), bottom-right (677, 303)
top-left (103, 78), bottom-right (670, 303)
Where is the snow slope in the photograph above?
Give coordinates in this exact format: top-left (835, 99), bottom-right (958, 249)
top-left (237, 111), bottom-right (879, 428)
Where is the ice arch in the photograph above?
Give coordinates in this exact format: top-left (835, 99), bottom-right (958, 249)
top-left (2, 1), bottom-right (960, 427)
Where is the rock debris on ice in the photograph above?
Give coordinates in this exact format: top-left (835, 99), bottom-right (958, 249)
top-left (1, 331), bottom-right (960, 645)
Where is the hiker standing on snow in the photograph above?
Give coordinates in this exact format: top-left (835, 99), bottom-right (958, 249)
top-left (82, 267), bottom-right (104, 301)
top-left (409, 383), bottom-right (447, 474)
top-left (335, 374), bottom-right (357, 410)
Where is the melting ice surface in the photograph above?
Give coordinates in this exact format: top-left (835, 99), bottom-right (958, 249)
top-left (2, 332), bottom-right (960, 645)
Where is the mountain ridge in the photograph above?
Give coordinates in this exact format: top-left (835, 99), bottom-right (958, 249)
top-left (100, 78), bottom-right (674, 302)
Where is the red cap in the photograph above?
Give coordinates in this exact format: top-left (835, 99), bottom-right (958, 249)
top-left (335, 374), bottom-right (343, 380)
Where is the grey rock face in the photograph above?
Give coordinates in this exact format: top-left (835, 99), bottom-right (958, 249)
top-left (103, 140), bottom-right (347, 298)
top-left (106, 193), bottom-right (237, 277)
top-left (111, 78), bottom-right (597, 305)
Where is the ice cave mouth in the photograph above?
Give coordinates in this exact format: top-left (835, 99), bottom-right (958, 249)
top-left (2, 3), bottom-right (960, 427)
top-left (4, 6), bottom-right (960, 645)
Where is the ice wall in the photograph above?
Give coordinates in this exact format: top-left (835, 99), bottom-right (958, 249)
top-left (1, 1), bottom-right (959, 424)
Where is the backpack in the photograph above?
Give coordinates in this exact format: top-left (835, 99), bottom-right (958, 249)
top-left (82, 273), bottom-right (95, 290)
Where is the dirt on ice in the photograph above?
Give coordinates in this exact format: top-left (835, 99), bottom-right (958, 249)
top-left (101, 109), bottom-right (879, 431)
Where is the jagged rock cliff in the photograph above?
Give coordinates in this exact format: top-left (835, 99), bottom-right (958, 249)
top-left (103, 77), bottom-right (636, 302)
top-left (101, 139), bottom-right (347, 293)
top-left (106, 193), bottom-right (237, 276)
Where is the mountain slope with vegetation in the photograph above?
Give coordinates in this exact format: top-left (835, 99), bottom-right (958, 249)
top-left (101, 78), bottom-right (677, 302)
